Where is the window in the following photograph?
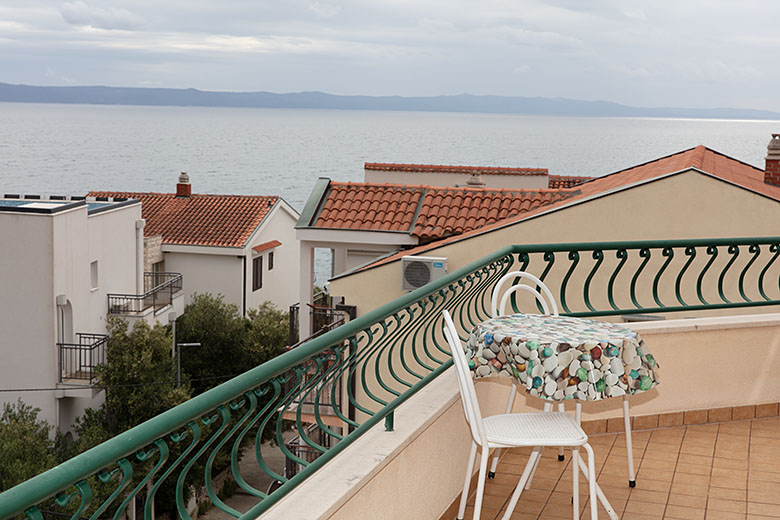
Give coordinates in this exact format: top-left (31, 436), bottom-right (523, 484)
top-left (253, 256), bottom-right (262, 291)
top-left (90, 261), bottom-right (99, 290)
top-left (269, 251), bottom-right (274, 271)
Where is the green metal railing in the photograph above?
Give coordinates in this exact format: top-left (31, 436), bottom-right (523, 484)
top-left (2, 237), bottom-right (780, 519)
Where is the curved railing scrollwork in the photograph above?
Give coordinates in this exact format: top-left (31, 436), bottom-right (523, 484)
top-left (2, 237), bottom-right (780, 519)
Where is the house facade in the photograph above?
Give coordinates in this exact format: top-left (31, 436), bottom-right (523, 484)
top-left (90, 173), bottom-right (300, 316)
top-left (0, 195), bottom-right (184, 431)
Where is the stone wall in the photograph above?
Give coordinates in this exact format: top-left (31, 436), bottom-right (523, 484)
top-left (143, 235), bottom-right (163, 272)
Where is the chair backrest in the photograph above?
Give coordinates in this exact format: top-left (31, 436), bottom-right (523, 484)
top-left (442, 310), bottom-right (487, 446)
top-left (490, 270), bottom-right (559, 318)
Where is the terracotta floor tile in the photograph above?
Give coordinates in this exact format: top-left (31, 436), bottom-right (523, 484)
top-left (673, 472), bottom-right (711, 486)
top-left (665, 504), bottom-right (706, 519)
top-left (708, 497), bottom-right (748, 513)
top-left (438, 417), bottom-right (780, 520)
top-left (711, 487), bottom-right (749, 502)
top-left (749, 502), bottom-right (780, 517)
top-left (705, 510), bottom-right (748, 520)
top-left (624, 497), bottom-right (667, 516)
top-left (629, 488), bottom-right (670, 504)
top-left (670, 482), bottom-right (710, 497)
top-left (676, 462), bottom-right (714, 476)
top-left (668, 492), bottom-right (707, 508)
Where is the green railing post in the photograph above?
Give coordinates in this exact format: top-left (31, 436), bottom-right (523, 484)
top-left (385, 411), bottom-right (394, 432)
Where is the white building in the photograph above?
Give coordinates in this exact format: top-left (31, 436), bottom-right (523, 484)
top-left (90, 173), bottom-right (301, 316)
top-left (0, 194), bottom-right (184, 432)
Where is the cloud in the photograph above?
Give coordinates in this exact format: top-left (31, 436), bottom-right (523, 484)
top-left (611, 64), bottom-right (650, 77)
top-left (60, 1), bottom-right (145, 30)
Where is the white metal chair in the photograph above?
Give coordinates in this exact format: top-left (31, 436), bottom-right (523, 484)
top-left (443, 310), bottom-right (598, 520)
top-left (489, 271), bottom-right (564, 479)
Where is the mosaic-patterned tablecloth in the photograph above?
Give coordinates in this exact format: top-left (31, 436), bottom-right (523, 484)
top-left (466, 314), bottom-right (659, 402)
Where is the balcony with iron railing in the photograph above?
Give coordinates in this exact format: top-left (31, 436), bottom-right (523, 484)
top-left (3, 237), bottom-right (780, 519)
top-left (107, 272), bottom-right (183, 316)
top-left (57, 333), bottom-right (108, 385)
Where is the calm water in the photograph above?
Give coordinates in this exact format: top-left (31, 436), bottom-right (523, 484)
top-left (2, 102), bottom-right (779, 211)
top-left (2, 102), bottom-right (778, 284)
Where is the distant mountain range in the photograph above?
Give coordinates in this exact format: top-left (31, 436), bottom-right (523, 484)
top-left (2, 81), bottom-right (779, 120)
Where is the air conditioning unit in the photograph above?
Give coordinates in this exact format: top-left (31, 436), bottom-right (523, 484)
top-left (401, 256), bottom-right (448, 291)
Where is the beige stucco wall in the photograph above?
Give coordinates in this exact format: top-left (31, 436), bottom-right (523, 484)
top-left (364, 169), bottom-right (549, 190)
top-left (331, 171), bottom-right (780, 317)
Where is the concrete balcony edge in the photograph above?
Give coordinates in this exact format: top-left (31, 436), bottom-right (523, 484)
top-left (262, 370), bottom-right (461, 519)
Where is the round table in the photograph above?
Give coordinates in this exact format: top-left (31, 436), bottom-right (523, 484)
top-left (466, 313), bottom-right (659, 402)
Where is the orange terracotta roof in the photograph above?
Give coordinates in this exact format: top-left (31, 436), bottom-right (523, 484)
top-left (365, 162), bottom-right (548, 176)
top-left (312, 182), bottom-right (578, 240)
top-left (413, 187), bottom-right (574, 240)
top-left (548, 175), bottom-right (592, 189)
top-left (88, 191), bottom-right (277, 247)
top-left (573, 145), bottom-right (780, 200)
top-left (343, 145), bottom-right (780, 275)
top-left (253, 240), bottom-right (282, 253)
top-left (315, 183), bottom-right (424, 232)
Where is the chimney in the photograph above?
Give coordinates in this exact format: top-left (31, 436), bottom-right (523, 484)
top-left (766, 134), bottom-right (780, 186)
top-left (176, 171), bottom-right (191, 198)
top-left (466, 172), bottom-right (485, 187)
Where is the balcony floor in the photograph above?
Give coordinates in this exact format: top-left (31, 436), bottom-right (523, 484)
top-left (442, 415), bottom-right (780, 520)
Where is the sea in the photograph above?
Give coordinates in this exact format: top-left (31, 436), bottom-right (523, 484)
top-left (2, 102), bottom-right (779, 284)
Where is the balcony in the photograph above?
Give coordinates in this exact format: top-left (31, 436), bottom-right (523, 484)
top-left (57, 332), bottom-right (108, 385)
top-left (3, 237), bottom-right (780, 520)
top-left (107, 271), bottom-right (183, 322)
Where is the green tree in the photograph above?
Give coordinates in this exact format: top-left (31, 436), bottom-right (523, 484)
top-left (0, 400), bottom-right (56, 490)
top-left (175, 293), bottom-right (249, 394)
top-left (246, 302), bottom-right (289, 364)
top-left (97, 316), bottom-right (190, 433)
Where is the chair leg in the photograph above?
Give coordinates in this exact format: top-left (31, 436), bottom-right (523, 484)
top-left (523, 401), bottom-right (553, 490)
top-left (583, 444), bottom-right (598, 520)
top-left (623, 396), bottom-right (636, 487)
top-left (501, 447), bottom-right (541, 520)
top-left (576, 449), bottom-right (619, 520)
top-left (489, 383), bottom-right (518, 478)
top-left (473, 448), bottom-right (490, 520)
top-left (572, 447), bottom-right (580, 520)
top-left (558, 402), bottom-right (566, 461)
top-left (457, 442), bottom-right (477, 520)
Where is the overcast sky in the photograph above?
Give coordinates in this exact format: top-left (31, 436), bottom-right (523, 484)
top-left (2, 0), bottom-right (778, 110)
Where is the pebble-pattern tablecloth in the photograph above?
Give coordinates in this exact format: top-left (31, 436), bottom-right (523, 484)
top-left (466, 314), bottom-right (659, 401)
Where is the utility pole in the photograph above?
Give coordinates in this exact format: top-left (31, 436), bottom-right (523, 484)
top-left (169, 311), bottom-right (177, 360)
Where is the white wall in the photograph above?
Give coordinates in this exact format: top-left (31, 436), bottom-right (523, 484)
top-left (83, 205), bottom-right (140, 334)
top-left (245, 203), bottom-right (300, 313)
top-left (163, 250), bottom-right (244, 310)
top-left (364, 169), bottom-right (549, 190)
top-left (0, 210), bottom-right (58, 426)
top-left (0, 202), bottom-right (141, 431)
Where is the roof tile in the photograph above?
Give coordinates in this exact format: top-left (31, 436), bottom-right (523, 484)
top-left (87, 191), bottom-right (278, 248)
top-left (313, 182), bottom-right (577, 240)
top-left (364, 162), bottom-right (548, 176)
